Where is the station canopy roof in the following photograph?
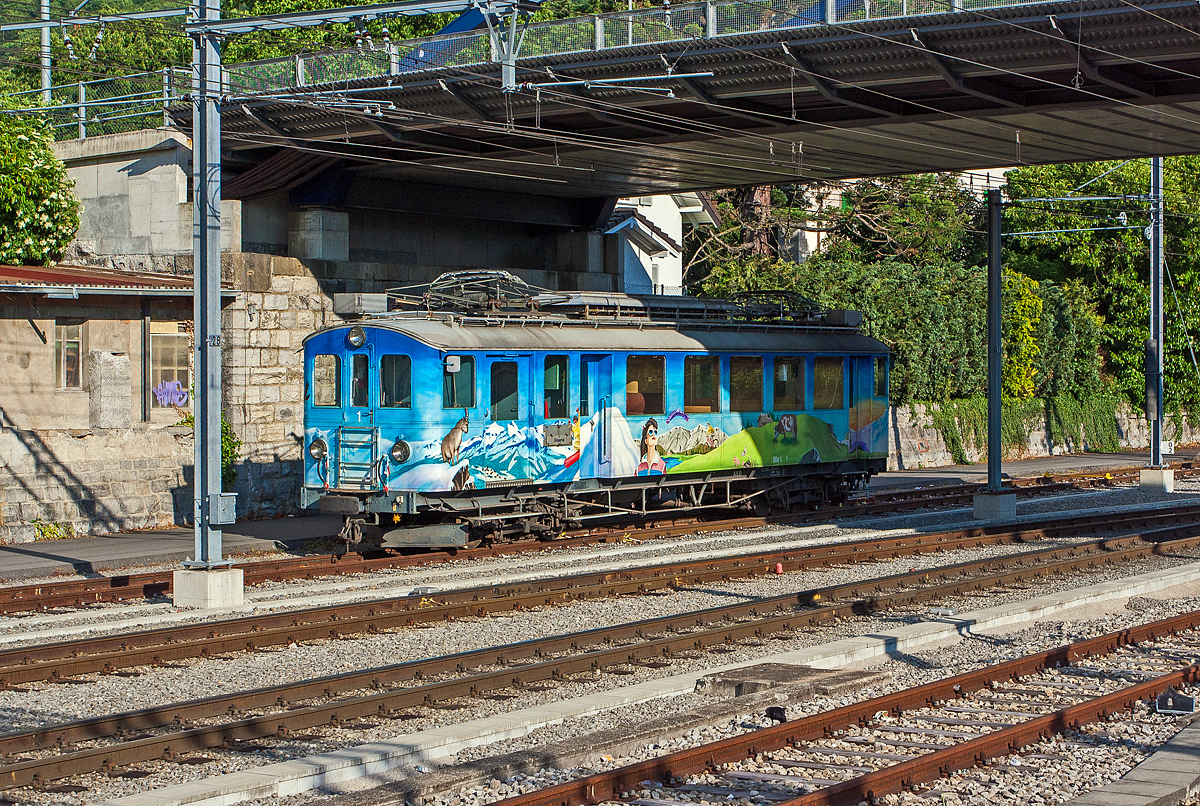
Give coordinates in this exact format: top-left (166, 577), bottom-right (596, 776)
top-left (0, 265), bottom-right (234, 300)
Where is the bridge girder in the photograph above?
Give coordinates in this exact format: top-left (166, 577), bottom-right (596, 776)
top-left (191, 0), bottom-right (1200, 199)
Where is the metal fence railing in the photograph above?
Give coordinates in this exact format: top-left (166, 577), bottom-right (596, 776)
top-left (8, 0), bottom-right (1037, 139)
top-left (226, 0), bottom-right (1037, 94)
top-left (4, 69), bottom-right (189, 141)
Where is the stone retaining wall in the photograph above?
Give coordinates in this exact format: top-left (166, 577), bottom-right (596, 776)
top-left (888, 401), bottom-right (1199, 470)
top-left (0, 426), bottom-right (192, 544)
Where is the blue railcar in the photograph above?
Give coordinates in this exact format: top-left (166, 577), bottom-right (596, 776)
top-left (301, 273), bottom-right (890, 549)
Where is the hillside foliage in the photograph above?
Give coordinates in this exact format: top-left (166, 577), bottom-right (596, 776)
top-left (693, 164), bottom-right (1199, 414)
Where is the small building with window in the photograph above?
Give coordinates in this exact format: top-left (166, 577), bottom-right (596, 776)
top-left (607, 193), bottom-right (721, 295)
top-left (0, 264), bottom-right (234, 543)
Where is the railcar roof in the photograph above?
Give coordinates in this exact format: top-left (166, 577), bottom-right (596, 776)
top-left (304, 316), bottom-right (890, 354)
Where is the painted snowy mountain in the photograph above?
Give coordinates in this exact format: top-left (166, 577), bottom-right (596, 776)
top-left (659, 423), bottom-right (728, 456)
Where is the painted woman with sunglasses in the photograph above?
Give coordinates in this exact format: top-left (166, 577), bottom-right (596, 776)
top-left (637, 418), bottom-right (666, 476)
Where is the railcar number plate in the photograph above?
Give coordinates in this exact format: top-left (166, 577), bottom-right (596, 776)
top-left (544, 421), bottom-right (573, 447)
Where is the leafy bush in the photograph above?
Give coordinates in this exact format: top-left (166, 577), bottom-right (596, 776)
top-left (1001, 270), bottom-right (1042, 399)
top-left (176, 412), bottom-right (244, 491)
top-left (32, 518), bottom-right (75, 541)
top-left (0, 115), bottom-right (80, 265)
top-left (1006, 158), bottom-right (1200, 412)
top-left (701, 258), bottom-right (1105, 409)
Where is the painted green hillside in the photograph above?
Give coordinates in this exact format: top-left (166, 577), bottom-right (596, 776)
top-left (668, 416), bottom-right (848, 473)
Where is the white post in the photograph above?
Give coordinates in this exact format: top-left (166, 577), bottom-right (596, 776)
top-left (163, 68), bottom-right (172, 126)
top-left (40, 0), bottom-right (51, 105)
top-left (77, 81), bottom-right (86, 139)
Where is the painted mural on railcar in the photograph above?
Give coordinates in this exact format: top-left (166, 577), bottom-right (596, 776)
top-left (302, 321), bottom-right (890, 497)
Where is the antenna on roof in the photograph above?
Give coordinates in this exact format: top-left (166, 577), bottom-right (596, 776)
top-left (388, 270), bottom-right (568, 312)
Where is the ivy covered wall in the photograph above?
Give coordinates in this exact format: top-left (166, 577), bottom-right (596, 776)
top-left (702, 258), bottom-right (1105, 406)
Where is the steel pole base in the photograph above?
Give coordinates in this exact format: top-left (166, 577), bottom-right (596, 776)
top-left (172, 568), bottom-right (245, 609)
top-left (972, 491), bottom-right (1017, 521)
top-left (1140, 468), bottom-right (1175, 493)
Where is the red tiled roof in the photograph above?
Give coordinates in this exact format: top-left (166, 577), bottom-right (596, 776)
top-left (604, 207), bottom-right (682, 254)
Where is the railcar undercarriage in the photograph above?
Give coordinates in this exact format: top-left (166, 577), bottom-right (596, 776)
top-left (318, 459), bottom-right (883, 552)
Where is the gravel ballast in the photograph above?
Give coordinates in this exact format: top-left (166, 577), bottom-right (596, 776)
top-left (4, 481), bottom-right (1200, 805)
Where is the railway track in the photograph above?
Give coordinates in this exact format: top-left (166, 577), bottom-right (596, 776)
top-left (7, 503), bottom-right (1200, 687)
top-left (2, 462), bottom-right (1195, 615)
top-left (483, 609), bottom-right (1200, 806)
top-left (3, 518), bottom-right (1200, 791)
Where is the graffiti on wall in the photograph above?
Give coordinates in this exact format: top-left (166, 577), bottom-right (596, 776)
top-left (153, 380), bottom-right (189, 408)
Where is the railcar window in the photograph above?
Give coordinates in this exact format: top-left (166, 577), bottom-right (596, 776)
top-left (443, 355), bottom-right (475, 409)
top-left (773, 357), bottom-right (805, 410)
top-left (875, 356), bottom-right (888, 397)
top-left (313, 355), bottom-right (340, 407)
top-left (351, 354), bottom-right (369, 407)
top-left (544, 356), bottom-right (568, 418)
top-left (381, 355), bottom-right (411, 408)
top-left (626, 355), bottom-right (665, 415)
top-left (730, 356), bottom-right (764, 412)
top-left (491, 362), bottom-right (520, 421)
top-left (814, 357), bottom-right (845, 410)
top-left (684, 356), bottom-right (719, 413)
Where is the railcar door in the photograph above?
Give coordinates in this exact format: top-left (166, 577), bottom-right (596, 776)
top-left (338, 344), bottom-right (379, 490)
top-left (580, 354), bottom-right (614, 476)
top-left (484, 354), bottom-right (535, 480)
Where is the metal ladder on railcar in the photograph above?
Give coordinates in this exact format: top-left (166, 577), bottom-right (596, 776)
top-left (337, 426), bottom-right (378, 490)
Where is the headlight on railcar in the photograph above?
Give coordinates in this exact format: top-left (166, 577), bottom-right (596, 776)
top-left (390, 439), bottom-right (410, 463)
top-left (347, 326), bottom-right (366, 348)
top-left (309, 437), bottom-right (328, 460)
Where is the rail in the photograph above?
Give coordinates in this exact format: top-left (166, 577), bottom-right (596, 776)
top-left (6, 529), bottom-right (1200, 789)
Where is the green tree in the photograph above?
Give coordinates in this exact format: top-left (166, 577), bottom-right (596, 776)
top-left (1005, 158), bottom-right (1200, 410)
top-left (819, 173), bottom-right (985, 266)
top-left (0, 114), bottom-right (80, 265)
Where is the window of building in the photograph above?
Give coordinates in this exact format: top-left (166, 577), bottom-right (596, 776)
top-left (381, 355), bottom-right (411, 408)
top-left (875, 356), bottom-right (888, 397)
top-left (150, 323), bottom-right (190, 408)
top-left (351, 353), bottom-right (369, 407)
top-left (813, 357), bottom-right (845, 410)
top-left (544, 356), bottom-right (568, 418)
top-left (491, 361), bottom-right (520, 421)
top-left (443, 355), bottom-right (475, 409)
top-left (730, 356), bottom-right (764, 412)
top-left (626, 355), bottom-right (665, 415)
top-left (55, 321), bottom-right (85, 390)
top-left (773, 357), bottom-right (805, 410)
top-left (313, 355), bottom-right (340, 407)
top-left (684, 356), bottom-right (719, 413)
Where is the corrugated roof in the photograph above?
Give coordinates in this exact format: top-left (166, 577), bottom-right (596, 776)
top-left (0, 265), bottom-right (233, 297)
top-left (306, 318), bottom-right (889, 354)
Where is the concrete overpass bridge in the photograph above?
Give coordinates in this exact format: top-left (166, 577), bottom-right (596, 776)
top-left (186, 0), bottom-right (1200, 206)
